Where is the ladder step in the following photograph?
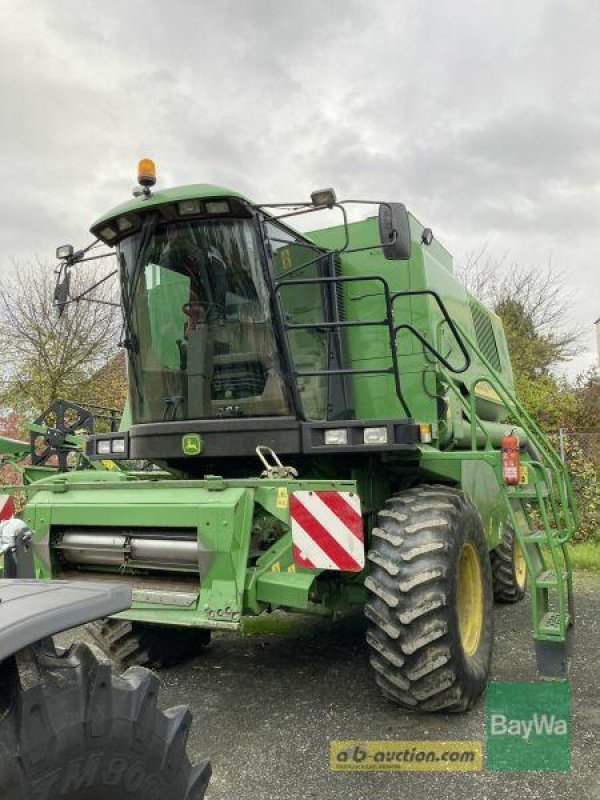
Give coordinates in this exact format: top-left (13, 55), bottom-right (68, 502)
top-left (522, 532), bottom-right (549, 544)
top-left (534, 570), bottom-right (559, 588)
top-left (523, 528), bottom-right (564, 547)
top-left (522, 531), bottom-right (568, 545)
top-left (508, 488), bottom-right (538, 498)
top-left (538, 611), bottom-right (569, 635)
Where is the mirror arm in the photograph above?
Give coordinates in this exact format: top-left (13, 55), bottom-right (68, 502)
top-left (53, 268), bottom-right (119, 311)
top-left (66, 252), bottom-right (116, 266)
top-left (66, 297), bottom-right (121, 308)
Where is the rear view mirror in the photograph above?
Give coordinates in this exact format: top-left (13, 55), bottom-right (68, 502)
top-left (378, 202), bottom-right (411, 260)
top-left (54, 270), bottom-right (71, 317)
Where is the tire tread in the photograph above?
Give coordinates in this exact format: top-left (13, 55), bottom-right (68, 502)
top-left (365, 484), bottom-right (494, 712)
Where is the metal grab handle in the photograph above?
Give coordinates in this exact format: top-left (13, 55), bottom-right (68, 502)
top-left (256, 445), bottom-right (285, 471)
top-left (255, 446), bottom-right (298, 479)
top-left (392, 289), bottom-right (471, 374)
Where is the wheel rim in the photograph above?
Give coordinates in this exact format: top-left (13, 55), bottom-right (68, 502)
top-left (457, 542), bottom-right (484, 656)
top-left (514, 539), bottom-right (527, 590)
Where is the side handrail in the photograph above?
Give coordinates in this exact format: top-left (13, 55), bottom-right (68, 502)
top-left (274, 273), bottom-right (411, 416)
top-left (391, 289), bottom-right (471, 374)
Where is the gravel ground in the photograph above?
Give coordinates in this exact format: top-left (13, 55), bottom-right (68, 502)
top-left (63, 571), bottom-right (600, 800)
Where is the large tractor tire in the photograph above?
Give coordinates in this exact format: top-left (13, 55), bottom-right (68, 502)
top-left (365, 484), bottom-right (494, 712)
top-left (0, 640), bottom-right (210, 800)
top-left (490, 524), bottom-right (527, 603)
top-left (88, 619), bottom-right (211, 669)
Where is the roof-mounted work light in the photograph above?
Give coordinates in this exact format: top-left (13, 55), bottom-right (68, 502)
top-left (56, 244), bottom-right (74, 260)
top-left (310, 187), bottom-right (337, 208)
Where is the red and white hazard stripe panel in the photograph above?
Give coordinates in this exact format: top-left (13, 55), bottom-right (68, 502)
top-left (290, 491), bottom-right (364, 572)
top-left (0, 494), bottom-right (15, 521)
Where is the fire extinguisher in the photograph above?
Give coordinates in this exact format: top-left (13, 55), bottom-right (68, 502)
top-left (502, 430), bottom-right (520, 485)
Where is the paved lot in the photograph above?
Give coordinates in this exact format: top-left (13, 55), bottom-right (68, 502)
top-left (66, 572), bottom-right (600, 800)
top-left (143, 571), bottom-right (600, 800)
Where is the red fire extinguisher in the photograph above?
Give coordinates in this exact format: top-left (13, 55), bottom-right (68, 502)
top-left (502, 430), bottom-right (520, 485)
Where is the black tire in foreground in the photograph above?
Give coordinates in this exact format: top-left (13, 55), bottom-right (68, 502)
top-left (0, 640), bottom-right (210, 800)
top-left (490, 524), bottom-right (527, 603)
top-left (88, 619), bottom-right (211, 669)
top-left (365, 484), bottom-right (494, 712)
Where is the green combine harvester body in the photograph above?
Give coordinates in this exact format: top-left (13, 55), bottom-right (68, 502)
top-left (2, 171), bottom-right (578, 710)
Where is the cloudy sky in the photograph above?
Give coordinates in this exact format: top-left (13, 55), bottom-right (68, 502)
top-left (1, 0), bottom-right (599, 375)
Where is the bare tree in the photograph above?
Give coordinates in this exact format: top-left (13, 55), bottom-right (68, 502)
top-left (456, 246), bottom-right (582, 372)
top-left (0, 260), bottom-right (121, 416)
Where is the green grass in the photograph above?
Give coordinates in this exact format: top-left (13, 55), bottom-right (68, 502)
top-left (567, 542), bottom-right (600, 571)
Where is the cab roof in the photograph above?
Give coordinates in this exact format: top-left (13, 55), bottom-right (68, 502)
top-left (90, 183), bottom-right (249, 232)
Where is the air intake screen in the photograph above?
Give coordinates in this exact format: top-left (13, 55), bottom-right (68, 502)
top-left (469, 300), bottom-right (501, 371)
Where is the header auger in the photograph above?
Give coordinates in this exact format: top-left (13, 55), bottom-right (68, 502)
top-left (4, 159), bottom-right (577, 712)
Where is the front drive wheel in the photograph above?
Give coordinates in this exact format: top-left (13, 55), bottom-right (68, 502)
top-left (0, 640), bottom-right (210, 799)
top-left (365, 484), bottom-right (494, 712)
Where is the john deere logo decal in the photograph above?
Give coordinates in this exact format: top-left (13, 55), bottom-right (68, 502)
top-left (182, 434), bottom-right (202, 455)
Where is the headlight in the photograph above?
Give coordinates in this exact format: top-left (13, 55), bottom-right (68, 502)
top-left (418, 423), bottom-right (433, 443)
top-left (111, 438), bottom-right (126, 454)
top-left (363, 426), bottom-right (387, 445)
top-left (324, 429), bottom-right (348, 445)
top-left (96, 440), bottom-right (111, 455)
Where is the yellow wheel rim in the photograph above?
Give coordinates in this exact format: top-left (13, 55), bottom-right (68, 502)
top-left (514, 539), bottom-right (527, 590)
top-left (457, 542), bottom-right (484, 657)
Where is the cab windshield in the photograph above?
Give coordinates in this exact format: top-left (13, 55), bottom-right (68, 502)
top-left (119, 217), bottom-right (292, 422)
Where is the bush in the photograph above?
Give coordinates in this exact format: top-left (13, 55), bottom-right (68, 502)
top-left (551, 434), bottom-right (600, 544)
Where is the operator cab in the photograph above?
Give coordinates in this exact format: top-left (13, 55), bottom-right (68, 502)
top-left (117, 213), bottom-right (292, 423)
top-left (89, 164), bottom-right (367, 430)
top-left (74, 160), bottom-right (424, 473)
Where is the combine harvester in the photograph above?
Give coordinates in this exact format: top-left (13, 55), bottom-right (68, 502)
top-left (1, 160), bottom-right (577, 712)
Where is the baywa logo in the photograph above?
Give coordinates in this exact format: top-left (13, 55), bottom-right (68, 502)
top-left (485, 682), bottom-right (571, 771)
top-left (490, 712), bottom-right (568, 740)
